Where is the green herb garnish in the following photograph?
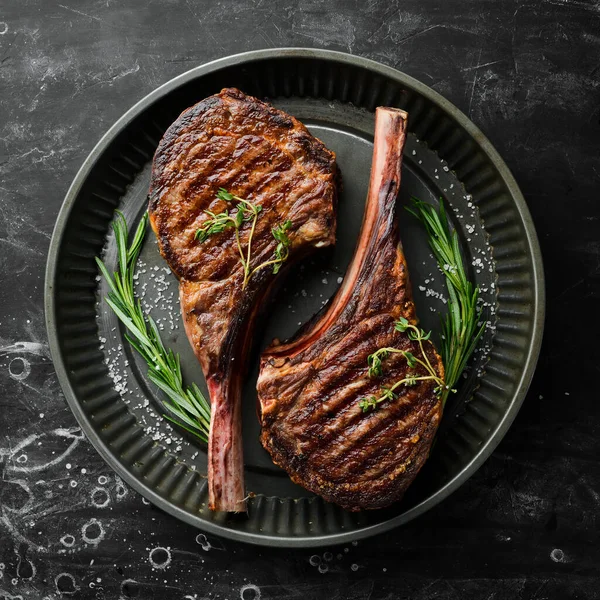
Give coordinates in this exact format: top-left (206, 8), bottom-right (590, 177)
top-left (96, 211), bottom-right (211, 442)
top-left (408, 198), bottom-right (485, 405)
top-left (264, 219), bottom-right (292, 275)
top-left (358, 319), bottom-right (446, 413)
top-left (195, 188), bottom-right (292, 287)
top-left (358, 198), bottom-right (486, 413)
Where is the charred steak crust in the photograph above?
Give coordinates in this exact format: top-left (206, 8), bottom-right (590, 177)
top-left (148, 88), bottom-right (338, 512)
top-left (149, 87), bottom-right (337, 283)
top-left (257, 107), bottom-right (443, 512)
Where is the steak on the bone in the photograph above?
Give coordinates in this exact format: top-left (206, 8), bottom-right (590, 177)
top-left (257, 107), bottom-right (444, 511)
top-left (149, 88), bottom-right (338, 511)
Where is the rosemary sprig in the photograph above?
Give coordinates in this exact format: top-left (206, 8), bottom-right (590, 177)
top-left (358, 318), bottom-right (446, 413)
top-left (195, 188), bottom-right (292, 287)
top-left (96, 211), bottom-right (211, 443)
top-left (407, 198), bottom-right (485, 404)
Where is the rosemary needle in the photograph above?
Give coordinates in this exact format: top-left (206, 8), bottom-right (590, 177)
top-left (96, 211), bottom-right (211, 443)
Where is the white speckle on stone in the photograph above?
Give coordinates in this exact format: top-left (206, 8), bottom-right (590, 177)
top-left (240, 584), bottom-right (261, 599)
top-left (149, 546), bottom-right (172, 570)
top-left (550, 548), bottom-right (566, 563)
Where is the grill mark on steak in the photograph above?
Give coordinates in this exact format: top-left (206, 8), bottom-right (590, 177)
top-left (149, 88), bottom-right (338, 511)
top-left (257, 107), bottom-right (444, 511)
top-left (311, 392), bottom-right (426, 467)
top-left (269, 316), bottom-right (406, 435)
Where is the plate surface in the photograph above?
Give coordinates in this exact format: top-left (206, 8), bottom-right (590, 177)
top-left (45, 49), bottom-right (544, 547)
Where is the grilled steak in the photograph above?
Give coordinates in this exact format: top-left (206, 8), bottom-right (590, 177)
top-left (257, 107), bottom-right (443, 511)
top-left (148, 88), bottom-right (338, 512)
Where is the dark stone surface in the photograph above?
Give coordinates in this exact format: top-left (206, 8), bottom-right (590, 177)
top-left (0, 0), bottom-right (599, 598)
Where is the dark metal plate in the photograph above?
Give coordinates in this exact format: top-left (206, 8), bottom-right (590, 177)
top-left (45, 49), bottom-right (545, 547)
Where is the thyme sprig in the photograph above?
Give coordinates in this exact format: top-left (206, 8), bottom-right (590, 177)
top-left (358, 318), bottom-right (446, 413)
top-left (256, 219), bottom-right (292, 275)
top-left (195, 188), bottom-right (292, 288)
top-left (96, 211), bottom-right (211, 442)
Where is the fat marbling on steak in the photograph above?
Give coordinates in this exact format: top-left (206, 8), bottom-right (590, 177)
top-left (148, 88), bottom-right (338, 512)
top-left (257, 107), bottom-right (444, 511)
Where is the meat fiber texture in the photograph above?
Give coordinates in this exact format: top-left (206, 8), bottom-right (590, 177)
top-left (257, 107), bottom-right (444, 512)
top-left (149, 88), bottom-right (338, 511)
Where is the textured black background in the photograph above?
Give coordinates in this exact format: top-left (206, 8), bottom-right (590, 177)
top-left (1, 1), bottom-right (599, 598)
